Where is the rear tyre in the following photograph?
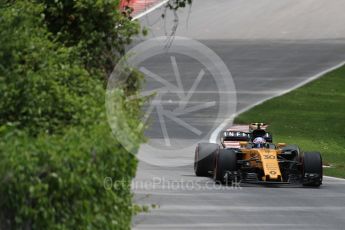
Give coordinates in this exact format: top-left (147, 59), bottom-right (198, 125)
top-left (194, 143), bottom-right (219, 177)
top-left (302, 152), bottom-right (323, 187)
top-left (214, 149), bottom-right (237, 184)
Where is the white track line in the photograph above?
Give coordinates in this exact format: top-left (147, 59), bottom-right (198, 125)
top-left (133, 223), bottom-right (316, 229)
top-left (150, 205), bottom-right (345, 211)
top-left (209, 60), bottom-right (345, 144)
top-left (324, 176), bottom-right (345, 181)
top-left (132, 0), bottom-right (169, 21)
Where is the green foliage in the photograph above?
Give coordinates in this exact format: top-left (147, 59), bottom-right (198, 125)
top-left (0, 0), bottom-right (145, 229)
top-left (160, 0), bottom-right (192, 18)
top-left (0, 1), bottom-right (104, 135)
top-left (234, 65), bottom-right (345, 178)
top-left (0, 123), bottom-right (138, 230)
top-left (166, 0), bottom-right (193, 10)
top-left (38, 0), bottom-right (141, 77)
top-left (106, 88), bottom-right (147, 154)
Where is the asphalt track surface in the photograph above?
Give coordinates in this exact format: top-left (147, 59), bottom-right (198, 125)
top-left (131, 0), bottom-right (345, 229)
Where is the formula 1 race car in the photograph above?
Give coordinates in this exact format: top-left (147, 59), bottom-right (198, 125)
top-left (194, 123), bottom-right (323, 187)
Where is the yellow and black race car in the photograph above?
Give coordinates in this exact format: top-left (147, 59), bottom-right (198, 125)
top-left (194, 123), bottom-right (323, 187)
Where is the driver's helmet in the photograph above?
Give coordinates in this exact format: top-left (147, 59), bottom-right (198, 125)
top-left (253, 137), bottom-right (266, 148)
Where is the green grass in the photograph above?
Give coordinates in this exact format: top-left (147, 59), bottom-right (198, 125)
top-left (234, 65), bottom-right (345, 178)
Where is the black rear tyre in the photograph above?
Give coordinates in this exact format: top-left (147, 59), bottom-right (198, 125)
top-left (194, 143), bottom-right (219, 177)
top-left (214, 149), bottom-right (237, 184)
top-left (302, 152), bottom-right (323, 187)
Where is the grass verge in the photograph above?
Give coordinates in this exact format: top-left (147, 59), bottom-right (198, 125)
top-left (234, 65), bottom-right (345, 178)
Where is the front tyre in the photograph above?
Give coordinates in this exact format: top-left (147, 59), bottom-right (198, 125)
top-left (214, 149), bottom-right (238, 185)
top-left (302, 152), bottom-right (323, 187)
top-left (194, 143), bottom-right (219, 177)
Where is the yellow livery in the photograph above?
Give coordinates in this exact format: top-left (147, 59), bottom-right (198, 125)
top-left (194, 123), bottom-right (323, 187)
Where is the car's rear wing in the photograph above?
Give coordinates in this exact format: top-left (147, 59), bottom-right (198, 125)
top-left (220, 130), bottom-right (250, 149)
top-left (221, 123), bottom-right (271, 148)
top-left (222, 131), bottom-right (250, 141)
